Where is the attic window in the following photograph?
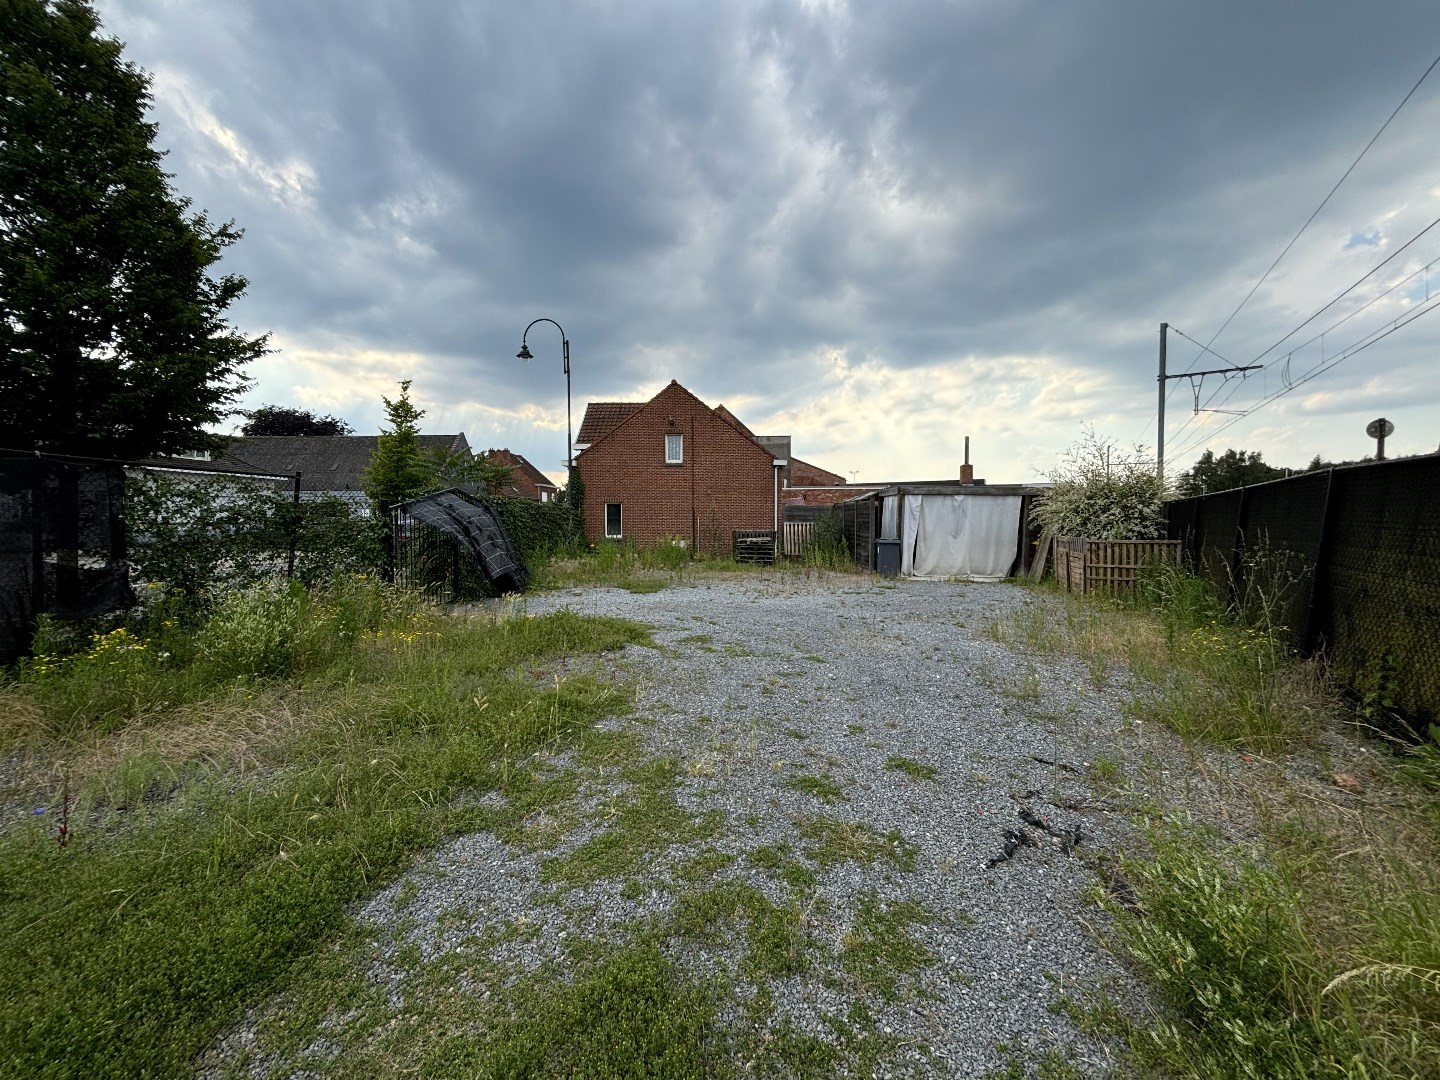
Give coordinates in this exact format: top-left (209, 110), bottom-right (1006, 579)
top-left (664, 433), bottom-right (683, 464)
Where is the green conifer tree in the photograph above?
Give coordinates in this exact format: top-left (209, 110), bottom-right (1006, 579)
top-left (361, 381), bottom-right (434, 507)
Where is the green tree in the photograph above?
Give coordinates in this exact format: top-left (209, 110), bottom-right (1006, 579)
top-left (361, 380), bottom-right (434, 507)
top-left (240, 405), bottom-right (352, 437)
top-left (427, 447), bottom-right (515, 494)
top-left (0, 0), bottom-right (267, 458)
top-left (1032, 427), bottom-right (1163, 539)
top-left (1175, 448), bottom-right (1287, 497)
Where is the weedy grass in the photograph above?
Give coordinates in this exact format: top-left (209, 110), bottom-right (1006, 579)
top-left (1004, 559), bottom-right (1327, 750)
top-left (884, 755), bottom-right (940, 782)
top-left (0, 580), bottom-right (652, 1078)
top-left (1098, 810), bottom-right (1440, 1079)
top-left (784, 773), bottom-right (847, 803)
top-left (839, 891), bottom-right (934, 1002)
top-left (1006, 561), bottom-right (1440, 1077)
top-left (530, 537), bottom-right (868, 594)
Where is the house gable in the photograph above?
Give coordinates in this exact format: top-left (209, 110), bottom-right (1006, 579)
top-left (575, 380), bottom-right (779, 551)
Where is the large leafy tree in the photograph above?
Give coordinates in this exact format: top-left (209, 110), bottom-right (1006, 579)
top-left (0, 0), bottom-right (267, 458)
top-left (1175, 448), bottom-right (1288, 497)
top-left (240, 405), bottom-right (353, 437)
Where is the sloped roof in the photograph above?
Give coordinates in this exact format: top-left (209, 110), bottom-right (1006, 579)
top-left (712, 404), bottom-right (755, 437)
top-left (790, 456), bottom-right (846, 486)
top-left (226, 434), bottom-right (468, 492)
top-left (486, 448), bottom-right (558, 494)
top-left (575, 402), bottom-right (643, 444)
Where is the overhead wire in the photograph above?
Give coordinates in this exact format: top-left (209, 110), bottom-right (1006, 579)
top-left (1168, 229), bottom-right (1440, 453)
top-left (1250, 213), bottom-right (1440, 364)
top-left (1166, 291), bottom-right (1440, 461)
top-left (1178, 48), bottom-right (1440, 371)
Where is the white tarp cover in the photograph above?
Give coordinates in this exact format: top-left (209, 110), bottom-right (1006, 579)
top-left (900, 494), bottom-right (1023, 580)
top-left (880, 495), bottom-right (899, 540)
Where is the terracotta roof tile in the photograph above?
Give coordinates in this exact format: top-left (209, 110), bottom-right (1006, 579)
top-left (576, 402), bottom-right (643, 444)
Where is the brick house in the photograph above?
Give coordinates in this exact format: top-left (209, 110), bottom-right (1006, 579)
top-left (574, 380), bottom-right (843, 552)
top-left (485, 448), bottom-right (560, 502)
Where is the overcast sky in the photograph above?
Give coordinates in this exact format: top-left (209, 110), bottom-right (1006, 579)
top-left (95, 0), bottom-right (1440, 483)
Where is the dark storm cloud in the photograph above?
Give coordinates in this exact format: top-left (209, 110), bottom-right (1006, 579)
top-left (96, 0), bottom-right (1440, 470)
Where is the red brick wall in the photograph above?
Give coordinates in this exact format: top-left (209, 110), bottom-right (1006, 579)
top-left (576, 382), bottom-right (778, 554)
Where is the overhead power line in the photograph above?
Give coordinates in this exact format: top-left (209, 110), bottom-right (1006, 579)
top-left (1181, 48), bottom-right (1440, 370)
top-left (1166, 217), bottom-right (1440, 448)
top-left (1251, 213), bottom-right (1440, 364)
top-left (1166, 292), bottom-right (1440, 462)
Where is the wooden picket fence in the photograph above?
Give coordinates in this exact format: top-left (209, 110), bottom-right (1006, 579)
top-left (782, 520), bottom-right (815, 558)
top-left (1053, 536), bottom-right (1182, 594)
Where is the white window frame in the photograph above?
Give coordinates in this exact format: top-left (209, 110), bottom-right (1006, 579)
top-left (664, 432), bottom-right (684, 464)
top-left (604, 501), bottom-right (623, 539)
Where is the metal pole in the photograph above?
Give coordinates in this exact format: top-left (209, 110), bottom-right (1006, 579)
top-left (563, 336), bottom-right (572, 472)
top-left (1157, 322), bottom-right (1168, 483)
top-left (286, 471), bottom-right (300, 580)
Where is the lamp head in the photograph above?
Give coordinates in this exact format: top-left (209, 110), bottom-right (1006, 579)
top-left (516, 344), bottom-right (533, 361)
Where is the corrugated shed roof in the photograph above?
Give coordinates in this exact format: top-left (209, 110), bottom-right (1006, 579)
top-left (226, 434), bottom-right (468, 491)
top-left (575, 402), bottom-right (643, 444)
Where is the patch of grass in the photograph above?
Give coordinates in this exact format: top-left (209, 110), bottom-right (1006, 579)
top-left (784, 773), bottom-right (847, 803)
top-left (674, 881), bottom-right (813, 979)
top-left (840, 891), bottom-right (933, 1001)
top-left (0, 590), bottom-right (652, 1078)
top-left (747, 843), bottom-right (819, 892)
top-left (540, 754), bottom-right (723, 888)
top-left (620, 577), bottom-right (669, 594)
top-left (1088, 756), bottom-right (1122, 784)
top-left (884, 755), bottom-right (939, 782)
top-left (799, 654), bottom-right (828, 664)
top-left (677, 633), bottom-right (714, 645)
top-left (428, 942), bottom-right (732, 1078)
top-left (796, 815), bottom-right (918, 871)
top-left (846, 722), bottom-right (865, 734)
top-left (1103, 813), bottom-right (1440, 1078)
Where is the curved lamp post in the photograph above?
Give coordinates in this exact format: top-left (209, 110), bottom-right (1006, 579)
top-left (516, 318), bottom-right (572, 474)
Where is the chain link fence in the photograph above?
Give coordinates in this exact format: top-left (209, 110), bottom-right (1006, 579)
top-left (1165, 453), bottom-right (1440, 733)
top-left (1, 451), bottom-right (388, 663)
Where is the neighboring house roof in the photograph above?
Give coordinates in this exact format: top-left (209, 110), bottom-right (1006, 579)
top-left (790, 457), bottom-right (846, 486)
top-left (579, 381), bottom-right (778, 465)
top-left (486, 448), bottom-right (558, 499)
top-left (712, 404), bottom-right (755, 437)
top-left (226, 434), bottom-right (469, 492)
top-left (575, 402), bottom-right (643, 444)
top-left (575, 385), bottom-right (849, 482)
top-left (133, 450), bottom-right (287, 478)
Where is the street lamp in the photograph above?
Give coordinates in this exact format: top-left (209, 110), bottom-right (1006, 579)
top-left (516, 318), bottom-right (572, 475)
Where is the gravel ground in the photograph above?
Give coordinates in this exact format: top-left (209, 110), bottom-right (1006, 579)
top-left (215, 572), bottom-right (1178, 1077)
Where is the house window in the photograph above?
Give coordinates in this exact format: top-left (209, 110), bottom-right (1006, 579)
top-left (540, 490), bottom-right (549, 503)
top-left (605, 502), bottom-right (622, 538)
top-left (665, 433), bottom-right (683, 464)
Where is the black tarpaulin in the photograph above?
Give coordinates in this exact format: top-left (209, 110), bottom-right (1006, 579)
top-left (398, 491), bottom-right (528, 594)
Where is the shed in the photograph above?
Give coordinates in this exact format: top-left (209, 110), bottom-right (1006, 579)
top-left (838, 484), bottom-right (1041, 580)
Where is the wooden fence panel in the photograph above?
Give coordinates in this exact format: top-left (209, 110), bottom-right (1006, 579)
top-left (1054, 536), bottom-right (1181, 593)
top-left (782, 520), bottom-right (814, 558)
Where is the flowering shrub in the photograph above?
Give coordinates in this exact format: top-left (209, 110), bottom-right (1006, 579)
top-left (1032, 427), bottom-right (1164, 540)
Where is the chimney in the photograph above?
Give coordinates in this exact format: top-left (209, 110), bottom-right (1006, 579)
top-left (960, 435), bottom-right (974, 485)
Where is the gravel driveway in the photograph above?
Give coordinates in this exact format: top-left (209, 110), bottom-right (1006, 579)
top-left (222, 573), bottom-right (1164, 1077)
